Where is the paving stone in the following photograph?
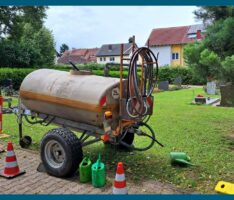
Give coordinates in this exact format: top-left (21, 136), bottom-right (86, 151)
top-left (0, 141), bottom-right (183, 194)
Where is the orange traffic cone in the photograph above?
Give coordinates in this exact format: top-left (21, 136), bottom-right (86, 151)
top-left (0, 142), bottom-right (25, 179)
top-left (113, 162), bottom-right (128, 194)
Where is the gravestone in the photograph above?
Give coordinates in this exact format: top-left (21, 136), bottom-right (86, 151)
top-left (207, 81), bottom-right (216, 95)
top-left (173, 76), bottom-right (182, 87)
top-left (158, 81), bottom-right (169, 91)
top-left (104, 66), bottom-right (109, 77)
top-left (0, 79), bottom-right (12, 87)
top-left (220, 83), bottom-right (234, 107)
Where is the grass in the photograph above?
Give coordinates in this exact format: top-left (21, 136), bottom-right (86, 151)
top-left (2, 87), bottom-right (234, 193)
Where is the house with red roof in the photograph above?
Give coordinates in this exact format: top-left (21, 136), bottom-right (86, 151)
top-left (57, 48), bottom-right (99, 64)
top-left (146, 24), bottom-right (206, 67)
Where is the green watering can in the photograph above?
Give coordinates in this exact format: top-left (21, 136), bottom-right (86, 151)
top-left (170, 152), bottom-right (193, 166)
top-left (92, 154), bottom-right (106, 188)
top-left (79, 157), bottom-right (92, 183)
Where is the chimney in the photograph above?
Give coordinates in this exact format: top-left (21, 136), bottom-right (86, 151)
top-left (108, 45), bottom-right (112, 51)
top-left (196, 30), bottom-right (202, 40)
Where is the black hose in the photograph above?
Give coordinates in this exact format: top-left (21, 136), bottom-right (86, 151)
top-left (24, 115), bottom-right (55, 126)
top-left (126, 47), bottom-right (158, 118)
top-left (139, 122), bottom-right (164, 147)
top-left (24, 115), bottom-right (46, 125)
top-left (119, 122), bottom-right (162, 151)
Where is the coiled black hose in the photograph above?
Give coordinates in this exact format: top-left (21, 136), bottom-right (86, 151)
top-left (126, 47), bottom-right (158, 118)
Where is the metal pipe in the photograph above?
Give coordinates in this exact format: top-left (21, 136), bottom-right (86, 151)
top-left (82, 138), bottom-right (101, 147)
top-left (117, 44), bottom-right (124, 135)
top-left (119, 44), bottom-right (124, 100)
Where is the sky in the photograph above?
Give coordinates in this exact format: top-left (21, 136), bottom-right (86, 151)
top-left (45, 6), bottom-right (199, 50)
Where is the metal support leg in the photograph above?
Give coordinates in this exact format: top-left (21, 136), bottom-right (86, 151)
top-left (17, 98), bottom-right (23, 140)
top-left (19, 123), bottom-right (23, 139)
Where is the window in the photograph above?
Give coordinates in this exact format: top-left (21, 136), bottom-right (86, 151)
top-left (103, 57), bottom-right (106, 61)
top-left (172, 53), bottom-right (175, 60)
top-left (100, 57), bottom-right (102, 61)
top-left (110, 57), bottom-right (115, 61)
top-left (172, 53), bottom-right (179, 60)
top-left (187, 33), bottom-right (197, 39)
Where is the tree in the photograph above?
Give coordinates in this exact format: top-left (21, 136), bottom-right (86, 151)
top-left (204, 17), bottom-right (234, 59)
top-left (60, 43), bottom-right (69, 54)
top-left (221, 56), bottom-right (234, 83)
top-left (184, 43), bottom-right (221, 81)
top-left (0, 24), bottom-right (55, 68)
top-left (194, 6), bottom-right (234, 23)
top-left (20, 23), bottom-right (42, 66)
top-left (0, 6), bottom-right (20, 38)
top-left (199, 49), bottom-right (222, 80)
top-left (0, 6), bottom-right (54, 67)
top-left (21, 6), bottom-right (47, 32)
top-left (192, 6), bottom-right (234, 106)
top-left (186, 7), bottom-right (234, 81)
top-left (0, 39), bottom-right (33, 67)
top-left (34, 27), bottom-right (55, 66)
top-left (0, 6), bottom-right (48, 40)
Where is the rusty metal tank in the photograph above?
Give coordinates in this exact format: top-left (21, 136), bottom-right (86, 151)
top-left (20, 69), bottom-right (126, 127)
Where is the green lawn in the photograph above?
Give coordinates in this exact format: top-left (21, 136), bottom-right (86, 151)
top-left (2, 87), bottom-right (234, 193)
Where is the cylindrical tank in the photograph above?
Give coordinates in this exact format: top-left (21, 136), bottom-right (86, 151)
top-left (20, 69), bottom-right (126, 127)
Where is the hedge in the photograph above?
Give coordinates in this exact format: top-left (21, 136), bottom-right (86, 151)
top-left (0, 66), bottom-right (205, 90)
top-left (0, 68), bottom-right (35, 90)
top-left (158, 67), bottom-right (205, 85)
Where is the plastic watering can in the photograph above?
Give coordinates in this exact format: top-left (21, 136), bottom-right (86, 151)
top-left (79, 157), bottom-right (92, 183)
top-left (170, 152), bottom-right (193, 166)
top-left (91, 154), bottom-right (106, 187)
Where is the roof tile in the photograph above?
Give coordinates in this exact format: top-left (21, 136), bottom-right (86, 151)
top-left (147, 25), bottom-right (203, 46)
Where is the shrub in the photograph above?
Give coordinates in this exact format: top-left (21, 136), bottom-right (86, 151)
top-left (0, 65), bottom-right (205, 91)
top-left (158, 66), bottom-right (205, 85)
top-left (221, 55), bottom-right (234, 83)
top-left (0, 67), bottom-right (69, 90)
top-left (0, 68), bottom-right (35, 90)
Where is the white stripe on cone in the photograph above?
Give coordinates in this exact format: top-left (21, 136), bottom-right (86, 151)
top-left (6, 151), bottom-right (15, 157)
top-left (113, 187), bottom-right (128, 194)
top-left (115, 173), bottom-right (126, 182)
top-left (5, 161), bottom-right (18, 168)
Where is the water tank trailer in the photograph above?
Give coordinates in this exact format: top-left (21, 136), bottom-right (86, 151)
top-left (17, 45), bottom-right (163, 177)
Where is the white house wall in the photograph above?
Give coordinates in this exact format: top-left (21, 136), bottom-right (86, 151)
top-left (97, 55), bottom-right (130, 64)
top-left (150, 46), bottom-right (171, 67)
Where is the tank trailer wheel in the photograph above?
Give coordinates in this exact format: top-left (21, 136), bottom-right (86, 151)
top-left (40, 128), bottom-right (83, 177)
top-left (118, 131), bottom-right (135, 150)
top-left (103, 131), bottom-right (134, 150)
top-left (19, 135), bottom-right (32, 148)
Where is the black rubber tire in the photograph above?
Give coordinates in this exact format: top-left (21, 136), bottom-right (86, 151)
top-left (103, 132), bottom-right (134, 150)
top-left (40, 128), bottom-right (83, 177)
top-left (118, 131), bottom-right (135, 149)
top-left (19, 136), bottom-right (32, 148)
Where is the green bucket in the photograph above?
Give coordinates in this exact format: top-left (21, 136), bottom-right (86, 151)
top-left (91, 154), bottom-right (106, 188)
top-left (79, 157), bottom-right (92, 183)
top-left (170, 152), bottom-right (193, 166)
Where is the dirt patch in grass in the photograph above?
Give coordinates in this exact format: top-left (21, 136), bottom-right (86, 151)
top-left (222, 128), bottom-right (234, 151)
top-left (228, 130), bottom-right (234, 140)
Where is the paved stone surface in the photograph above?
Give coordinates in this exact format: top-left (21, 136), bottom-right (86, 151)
top-left (0, 142), bottom-right (183, 194)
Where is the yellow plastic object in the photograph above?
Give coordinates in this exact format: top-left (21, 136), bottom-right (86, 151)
top-left (215, 181), bottom-right (234, 194)
top-left (104, 111), bottom-right (112, 119)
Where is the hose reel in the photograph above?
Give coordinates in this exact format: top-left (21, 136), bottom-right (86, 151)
top-left (126, 47), bottom-right (159, 119)
top-left (118, 46), bottom-right (162, 151)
